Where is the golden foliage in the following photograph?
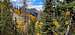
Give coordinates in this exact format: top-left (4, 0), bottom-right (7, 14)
top-left (54, 32), bottom-right (58, 35)
top-left (65, 12), bottom-right (70, 16)
top-left (36, 32), bottom-right (42, 35)
top-left (28, 14), bottom-right (36, 22)
top-left (64, 21), bottom-right (69, 25)
top-left (52, 19), bottom-right (60, 29)
top-left (35, 21), bottom-right (43, 29)
top-left (14, 9), bottom-right (22, 15)
top-left (16, 16), bottom-right (25, 32)
top-left (35, 21), bottom-right (43, 35)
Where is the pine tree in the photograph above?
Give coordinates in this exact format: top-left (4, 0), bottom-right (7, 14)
top-left (40, 0), bottom-right (73, 35)
top-left (0, 0), bottom-right (15, 35)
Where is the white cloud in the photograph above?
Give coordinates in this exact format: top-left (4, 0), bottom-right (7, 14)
top-left (10, 0), bottom-right (23, 2)
top-left (26, 0), bottom-right (44, 11)
top-left (27, 5), bottom-right (44, 11)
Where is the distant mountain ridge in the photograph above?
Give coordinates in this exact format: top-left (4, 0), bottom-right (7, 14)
top-left (25, 8), bottom-right (38, 17)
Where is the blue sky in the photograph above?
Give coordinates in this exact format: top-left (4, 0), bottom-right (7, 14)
top-left (10, 0), bottom-right (44, 10)
top-left (26, 0), bottom-right (44, 10)
top-left (26, 0), bottom-right (44, 5)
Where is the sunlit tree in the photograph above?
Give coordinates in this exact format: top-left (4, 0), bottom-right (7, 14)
top-left (0, 0), bottom-right (15, 35)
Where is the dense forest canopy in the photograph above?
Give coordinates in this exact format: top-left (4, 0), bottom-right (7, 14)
top-left (0, 0), bottom-right (75, 35)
